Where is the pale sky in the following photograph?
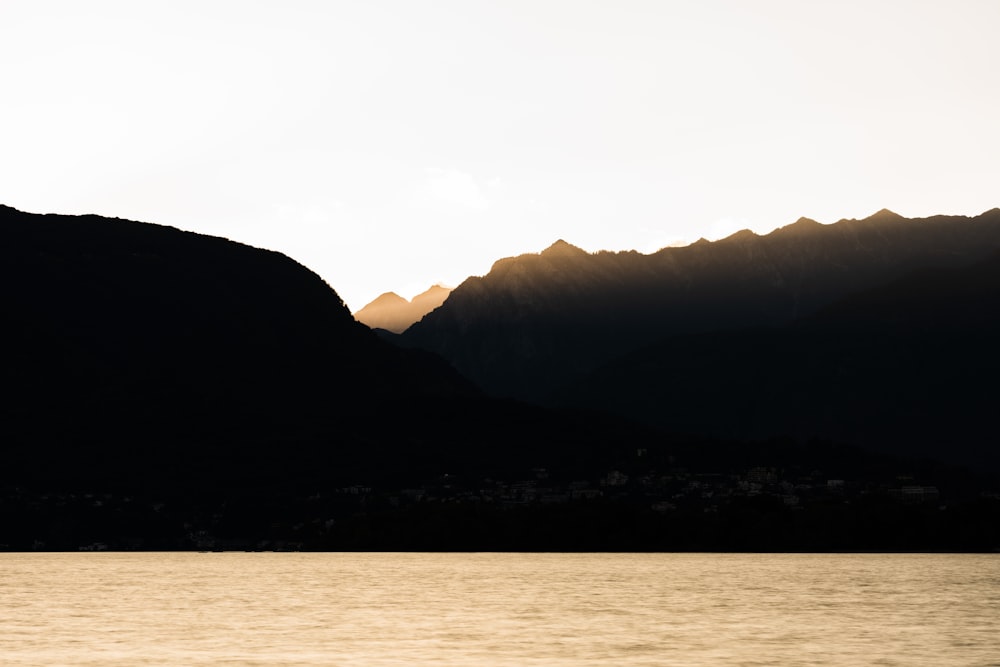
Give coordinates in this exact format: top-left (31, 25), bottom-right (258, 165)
top-left (3, 1), bottom-right (998, 311)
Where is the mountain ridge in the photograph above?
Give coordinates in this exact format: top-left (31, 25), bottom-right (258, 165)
top-left (401, 208), bottom-right (1000, 401)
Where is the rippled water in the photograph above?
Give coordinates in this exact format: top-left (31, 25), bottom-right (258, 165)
top-left (2, 553), bottom-right (999, 666)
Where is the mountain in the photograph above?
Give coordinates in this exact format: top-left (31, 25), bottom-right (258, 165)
top-left (555, 251), bottom-right (1000, 468)
top-left (0, 204), bottom-right (480, 490)
top-left (400, 209), bottom-right (1000, 402)
top-left (354, 284), bottom-right (452, 333)
top-left (2, 204), bottom-right (997, 550)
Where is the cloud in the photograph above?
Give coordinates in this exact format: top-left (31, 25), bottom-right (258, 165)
top-left (421, 168), bottom-right (491, 210)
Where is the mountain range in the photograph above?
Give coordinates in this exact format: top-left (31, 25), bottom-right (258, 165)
top-left (354, 284), bottom-right (452, 333)
top-left (400, 209), bottom-right (1000, 405)
top-left (3, 203), bottom-right (999, 549)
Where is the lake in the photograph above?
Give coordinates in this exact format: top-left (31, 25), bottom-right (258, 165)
top-left (2, 553), bottom-right (998, 666)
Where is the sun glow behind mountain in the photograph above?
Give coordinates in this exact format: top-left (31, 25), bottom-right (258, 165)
top-left (2, 1), bottom-right (998, 310)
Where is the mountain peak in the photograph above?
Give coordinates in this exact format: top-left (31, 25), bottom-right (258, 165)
top-left (416, 283), bottom-right (452, 299)
top-left (365, 291), bottom-right (408, 308)
top-left (770, 216), bottom-right (823, 238)
top-left (868, 208), bottom-right (904, 221)
top-left (720, 229), bottom-right (758, 242)
top-left (411, 284), bottom-right (452, 306)
top-left (540, 239), bottom-right (587, 257)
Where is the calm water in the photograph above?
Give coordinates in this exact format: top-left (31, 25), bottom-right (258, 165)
top-left (1, 553), bottom-right (999, 666)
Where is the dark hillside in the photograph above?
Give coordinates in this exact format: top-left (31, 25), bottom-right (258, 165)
top-left (0, 205), bottom-right (477, 492)
top-left (556, 252), bottom-right (1000, 469)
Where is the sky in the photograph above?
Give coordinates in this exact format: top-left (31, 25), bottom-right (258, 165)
top-left (3, 1), bottom-right (999, 311)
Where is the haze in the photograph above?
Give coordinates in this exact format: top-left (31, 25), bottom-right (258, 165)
top-left (2, 0), bottom-right (998, 311)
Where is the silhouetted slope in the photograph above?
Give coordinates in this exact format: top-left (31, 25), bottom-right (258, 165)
top-left (401, 210), bottom-right (1000, 401)
top-left (556, 252), bottom-right (1000, 468)
top-left (354, 284), bottom-right (451, 333)
top-left (0, 205), bottom-right (480, 490)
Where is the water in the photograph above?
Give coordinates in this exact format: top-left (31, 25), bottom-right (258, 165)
top-left (1, 553), bottom-right (998, 666)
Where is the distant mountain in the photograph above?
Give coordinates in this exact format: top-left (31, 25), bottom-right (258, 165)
top-left (354, 284), bottom-right (452, 333)
top-left (555, 251), bottom-right (1000, 468)
top-left (401, 209), bottom-right (1000, 402)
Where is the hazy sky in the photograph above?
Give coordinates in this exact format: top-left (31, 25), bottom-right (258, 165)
top-left (3, 1), bottom-right (998, 310)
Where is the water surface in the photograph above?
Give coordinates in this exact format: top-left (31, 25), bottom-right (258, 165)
top-left (2, 553), bottom-right (998, 666)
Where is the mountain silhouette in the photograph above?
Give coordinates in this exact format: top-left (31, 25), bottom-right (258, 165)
top-left (3, 204), bottom-right (998, 550)
top-left (540, 239), bottom-right (590, 258)
top-left (354, 284), bottom-right (452, 333)
top-left (400, 209), bottom-right (1000, 403)
top-left (0, 205), bottom-right (486, 489)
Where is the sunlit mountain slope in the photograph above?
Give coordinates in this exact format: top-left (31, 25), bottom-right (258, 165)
top-left (354, 284), bottom-right (452, 333)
